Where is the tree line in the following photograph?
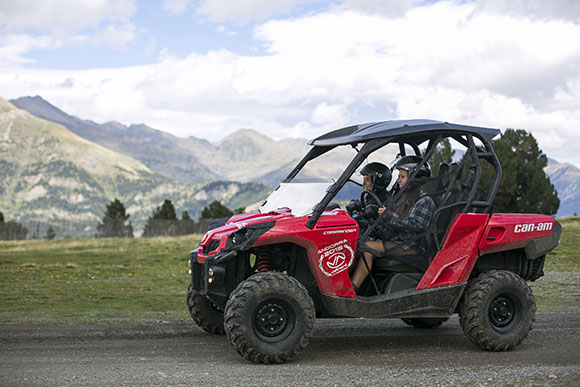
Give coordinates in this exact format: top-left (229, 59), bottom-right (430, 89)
top-left (97, 198), bottom-right (243, 238)
top-left (0, 212), bottom-right (58, 240)
top-left (0, 212), bottom-right (29, 240)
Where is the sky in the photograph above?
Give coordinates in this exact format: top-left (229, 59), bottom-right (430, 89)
top-left (1, 0), bottom-right (580, 166)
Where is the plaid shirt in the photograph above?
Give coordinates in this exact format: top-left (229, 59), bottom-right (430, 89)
top-left (388, 195), bottom-right (436, 231)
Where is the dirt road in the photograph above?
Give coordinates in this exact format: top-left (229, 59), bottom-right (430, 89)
top-left (1, 313), bottom-right (579, 386)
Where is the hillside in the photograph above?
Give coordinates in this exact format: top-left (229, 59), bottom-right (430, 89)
top-left (545, 159), bottom-right (580, 216)
top-left (9, 96), bottom-right (215, 183)
top-left (10, 96), bottom-right (311, 185)
top-left (0, 98), bottom-right (270, 237)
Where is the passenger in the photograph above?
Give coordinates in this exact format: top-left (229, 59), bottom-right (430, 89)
top-left (351, 156), bottom-right (436, 294)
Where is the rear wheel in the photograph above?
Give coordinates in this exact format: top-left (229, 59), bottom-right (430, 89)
top-left (224, 272), bottom-right (315, 364)
top-left (402, 317), bottom-right (449, 329)
top-left (187, 283), bottom-right (225, 335)
top-left (459, 270), bottom-right (535, 351)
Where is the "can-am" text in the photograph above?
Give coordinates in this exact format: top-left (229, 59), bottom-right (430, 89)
top-left (514, 222), bottom-right (552, 233)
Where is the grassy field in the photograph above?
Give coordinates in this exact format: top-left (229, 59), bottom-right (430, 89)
top-left (0, 218), bottom-right (578, 323)
top-left (0, 236), bottom-right (197, 323)
top-left (529, 216), bottom-right (580, 313)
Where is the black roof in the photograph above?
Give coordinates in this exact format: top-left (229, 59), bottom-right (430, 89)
top-left (308, 119), bottom-right (501, 146)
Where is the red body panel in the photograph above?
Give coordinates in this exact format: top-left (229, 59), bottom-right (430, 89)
top-left (418, 214), bottom-right (488, 289)
top-left (197, 209), bottom-right (360, 298)
top-left (255, 210), bottom-right (359, 298)
top-left (478, 213), bottom-right (556, 256)
top-left (418, 212), bottom-right (557, 290)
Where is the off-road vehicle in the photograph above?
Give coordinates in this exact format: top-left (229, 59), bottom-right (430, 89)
top-left (186, 120), bottom-right (560, 364)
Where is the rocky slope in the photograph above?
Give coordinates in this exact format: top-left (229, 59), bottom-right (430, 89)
top-left (0, 98), bottom-right (270, 237)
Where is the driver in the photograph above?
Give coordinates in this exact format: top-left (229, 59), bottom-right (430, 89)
top-left (360, 162), bottom-right (390, 204)
top-left (351, 156), bottom-right (436, 294)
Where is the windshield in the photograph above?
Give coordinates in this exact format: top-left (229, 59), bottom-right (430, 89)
top-left (259, 178), bottom-right (334, 217)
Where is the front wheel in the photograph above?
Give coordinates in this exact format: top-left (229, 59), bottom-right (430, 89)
top-left (187, 284), bottom-right (225, 335)
top-left (459, 270), bottom-right (536, 351)
top-left (224, 272), bottom-right (315, 364)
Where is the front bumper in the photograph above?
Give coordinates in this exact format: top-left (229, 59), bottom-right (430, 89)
top-left (189, 250), bottom-right (233, 309)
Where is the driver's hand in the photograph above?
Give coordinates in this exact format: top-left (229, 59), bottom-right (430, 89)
top-left (378, 207), bottom-right (392, 218)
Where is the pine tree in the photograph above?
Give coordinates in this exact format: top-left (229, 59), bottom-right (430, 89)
top-left (0, 212), bottom-right (28, 240)
top-left (480, 129), bottom-right (559, 215)
top-left (151, 199), bottom-right (177, 220)
top-left (429, 138), bottom-right (456, 174)
top-left (178, 210), bottom-right (196, 235)
top-left (201, 200), bottom-right (234, 219)
top-left (97, 198), bottom-right (134, 238)
top-left (142, 199), bottom-right (179, 237)
top-left (45, 226), bottom-right (56, 240)
top-left (423, 138), bottom-right (456, 193)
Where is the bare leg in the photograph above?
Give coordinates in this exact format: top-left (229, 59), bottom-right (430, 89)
top-left (351, 240), bottom-right (384, 288)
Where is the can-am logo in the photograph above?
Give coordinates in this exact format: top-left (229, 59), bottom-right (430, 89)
top-left (514, 222), bottom-right (553, 233)
top-left (318, 239), bottom-right (354, 277)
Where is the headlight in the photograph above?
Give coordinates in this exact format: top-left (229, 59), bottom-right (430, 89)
top-left (231, 228), bottom-right (249, 246)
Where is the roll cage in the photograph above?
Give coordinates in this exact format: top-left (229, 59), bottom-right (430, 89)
top-left (282, 120), bottom-right (502, 235)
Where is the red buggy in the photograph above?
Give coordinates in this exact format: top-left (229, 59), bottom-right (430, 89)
top-left (187, 120), bottom-right (560, 363)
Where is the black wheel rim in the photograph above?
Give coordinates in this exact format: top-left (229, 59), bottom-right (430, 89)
top-left (488, 294), bottom-right (521, 333)
top-left (253, 299), bottom-right (295, 343)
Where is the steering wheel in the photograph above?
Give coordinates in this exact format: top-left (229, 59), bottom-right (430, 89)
top-left (360, 189), bottom-right (383, 220)
top-left (360, 189), bottom-right (383, 207)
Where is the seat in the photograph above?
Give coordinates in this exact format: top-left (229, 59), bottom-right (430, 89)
top-left (373, 252), bottom-right (428, 273)
top-left (370, 161), bottom-right (465, 274)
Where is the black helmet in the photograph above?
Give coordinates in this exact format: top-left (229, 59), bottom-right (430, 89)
top-left (360, 162), bottom-right (391, 191)
top-left (394, 155), bottom-right (431, 182)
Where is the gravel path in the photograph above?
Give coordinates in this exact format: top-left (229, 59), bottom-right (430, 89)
top-left (1, 313), bottom-right (579, 386)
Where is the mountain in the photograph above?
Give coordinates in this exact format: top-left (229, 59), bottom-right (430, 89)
top-left (9, 96), bottom-right (215, 183)
top-left (10, 95), bottom-right (577, 222)
top-left (0, 98), bottom-right (270, 237)
top-left (9, 96), bottom-right (311, 185)
top-left (545, 159), bottom-right (580, 217)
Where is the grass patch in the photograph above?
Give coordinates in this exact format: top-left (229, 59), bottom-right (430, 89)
top-left (0, 236), bottom-right (199, 323)
top-left (0, 217), bottom-right (578, 323)
top-left (544, 216), bottom-right (580, 272)
top-left (528, 217), bottom-right (580, 313)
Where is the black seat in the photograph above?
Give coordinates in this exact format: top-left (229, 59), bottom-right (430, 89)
top-left (370, 161), bottom-right (466, 274)
top-left (373, 252), bottom-right (428, 273)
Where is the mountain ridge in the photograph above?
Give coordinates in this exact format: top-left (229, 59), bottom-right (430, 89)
top-left (8, 95), bottom-right (580, 219)
top-left (10, 96), bottom-right (311, 185)
top-left (0, 98), bottom-right (270, 237)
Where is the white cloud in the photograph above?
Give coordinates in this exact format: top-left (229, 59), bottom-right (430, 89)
top-left (1, 0), bottom-right (580, 166)
top-left (343, 0), bottom-right (580, 22)
top-left (196, 0), bottom-right (301, 23)
top-left (342, 0), bottom-right (427, 17)
top-left (162, 0), bottom-right (190, 15)
top-left (216, 25), bottom-right (239, 36)
top-left (93, 23), bottom-right (137, 50)
top-left (311, 102), bottom-right (353, 127)
top-left (0, 0), bottom-right (136, 35)
top-left (0, 0), bottom-right (137, 62)
top-left (472, 0), bottom-right (580, 23)
top-left (0, 34), bottom-right (63, 66)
